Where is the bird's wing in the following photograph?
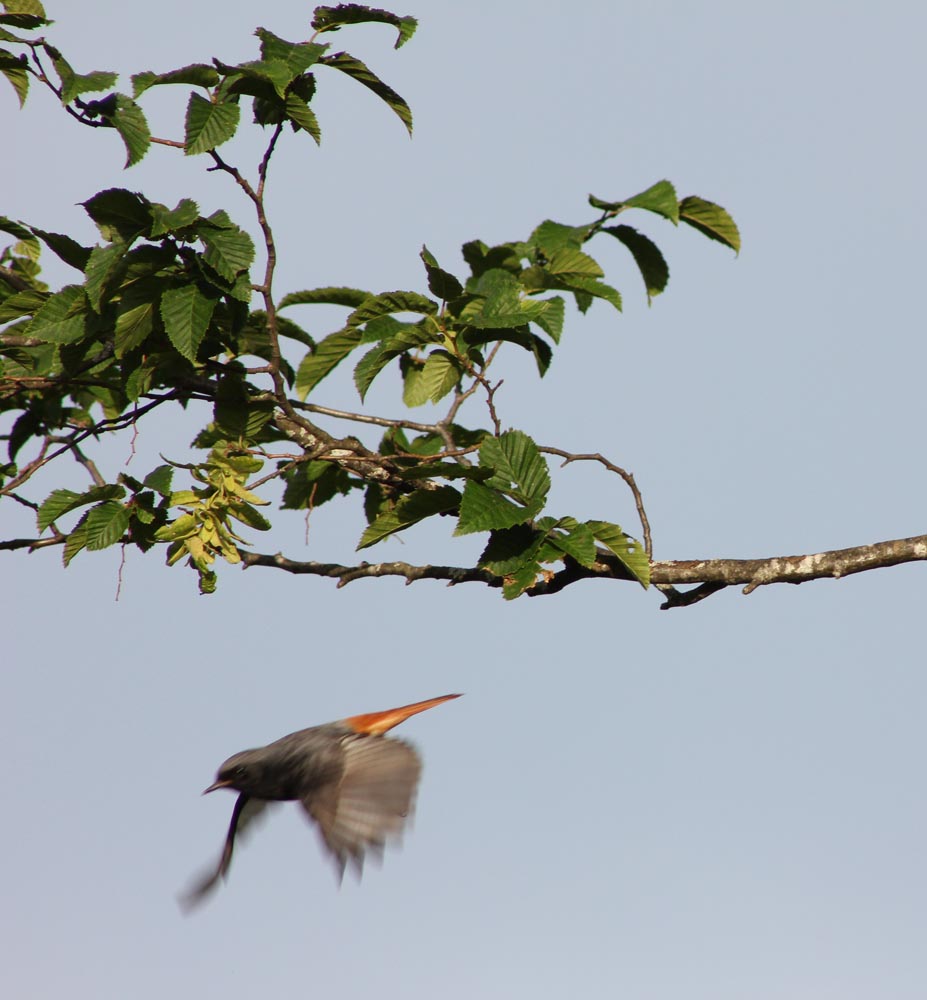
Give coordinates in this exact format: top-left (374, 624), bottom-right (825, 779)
top-left (300, 735), bottom-right (422, 880)
top-left (179, 793), bottom-right (274, 911)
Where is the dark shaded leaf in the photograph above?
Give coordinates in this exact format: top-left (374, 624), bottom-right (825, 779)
top-left (320, 51), bottom-right (412, 135)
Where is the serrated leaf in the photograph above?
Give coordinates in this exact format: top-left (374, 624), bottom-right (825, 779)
top-left (63, 511), bottom-right (89, 566)
top-left (114, 279), bottom-right (161, 357)
top-left (679, 195), bottom-right (741, 253)
top-left (295, 327), bottom-right (363, 398)
top-left (284, 92), bottom-right (321, 142)
top-left (479, 524), bottom-right (544, 575)
top-left (228, 501), bottom-right (272, 531)
top-left (530, 220), bottom-right (590, 253)
top-left (545, 247), bottom-right (603, 279)
top-left (83, 241), bottom-right (128, 312)
top-left (312, 5), bottom-right (418, 48)
top-left (38, 483), bottom-right (125, 531)
top-left (0, 215), bottom-right (38, 254)
top-left (132, 63), bottom-right (220, 97)
top-left (455, 481), bottom-right (544, 535)
top-left (214, 374), bottom-right (274, 441)
top-left (419, 349), bottom-right (460, 404)
top-left (106, 93), bottom-right (150, 166)
top-left (569, 277), bottom-right (622, 314)
top-left (320, 51), bottom-right (412, 135)
top-left (353, 324), bottom-right (436, 401)
top-left (255, 29), bottom-right (326, 78)
top-left (80, 188), bottom-right (152, 241)
top-left (27, 285), bottom-right (87, 344)
top-left (160, 283), bottom-right (216, 362)
top-left (184, 92), bottom-right (240, 154)
top-left (0, 287), bottom-right (46, 322)
top-left (545, 520), bottom-right (596, 566)
top-left (149, 198), bottom-right (199, 238)
top-left (279, 286), bottom-right (369, 309)
top-left (31, 229), bottom-right (91, 270)
top-left (479, 429), bottom-right (550, 503)
top-left (0, 50), bottom-right (28, 106)
top-left (587, 519), bottom-right (650, 587)
top-left (348, 290), bottom-right (437, 325)
top-left (143, 465), bottom-right (173, 496)
top-left (85, 500), bottom-right (130, 549)
top-left (357, 485), bottom-right (460, 549)
top-left (420, 245), bottom-right (463, 300)
top-left (603, 224), bottom-right (669, 302)
top-left (199, 212), bottom-right (254, 280)
top-left (531, 295), bottom-right (564, 343)
top-left (625, 180), bottom-right (679, 223)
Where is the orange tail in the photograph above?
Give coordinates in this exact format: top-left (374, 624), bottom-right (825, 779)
top-left (344, 693), bottom-right (462, 735)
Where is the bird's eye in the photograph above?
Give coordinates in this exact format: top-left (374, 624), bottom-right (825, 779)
top-left (234, 765), bottom-right (248, 779)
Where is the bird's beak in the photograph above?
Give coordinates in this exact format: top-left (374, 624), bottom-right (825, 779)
top-left (202, 779), bottom-right (233, 795)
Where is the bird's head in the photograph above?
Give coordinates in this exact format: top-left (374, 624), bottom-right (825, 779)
top-left (203, 749), bottom-right (266, 796)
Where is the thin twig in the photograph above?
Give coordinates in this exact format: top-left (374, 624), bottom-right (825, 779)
top-left (539, 445), bottom-right (653, 556)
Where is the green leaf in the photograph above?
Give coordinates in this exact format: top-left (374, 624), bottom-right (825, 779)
top-left (479, 524), bottom-right (544, 575)
top-left (83, 241), bottom-right (128, 313)
top-left (624, 179), bottom-right (679, 223)
top-left (27, 285), bottom-right (87, 344)
top-left (214, 374), bottom-right (274, 441)
top-left (463, 269), bottom-right (548, 330)
top-left (198, 211), bottom-right (254, 281)
top-left (587, 519), bottom-right (650, 587)
top-left (603, 225), bottom-right (669, 302)
top-left (284, 92), bottom-right (321, 142)
top-left (184, 92), bottom-right (240, 154)
top-left (348, 289), bottom-right (437, 325)
top-left (0, 0), bottom-right (48, 28)
top-left (279, 286), bottom-right (369, 309)
top-left (456, 481), bottom-right (544, 535)
top-left (80, 188), bottom-right (152, 241)
top-left (255, 29), bottom-right (326, 77)
top-left (569, 277), bottom-right (622, 314)
top-left (530, 220), bottom-right (590, 253)
top-left (0, 48), bottom-right (28, 106)
top-left (85, 500), bottom-right (130, 549)
top-left (679, 195), bottom-right (741, 253)
top-left (106, 93), bottom-right (151, 167)
top-left (160, 284), bottom-right (216, 362)
top-left (531, 295), bottom-right (564, 343)
top-left (311, 5), bottom-right (418, 49)
top-left (419, 349), bottom-right (460, 404)
top-left (132, 64), bottom-right (220, 97)
top-left (0, 287), bottom-right (45, 322)
top-left (545, 247), bottom-right (603, 279)
top-left (143, 464), bottom-right (174, 496)
top-left (320, 51), bottom-right (412, 135)
top-left (114, 285), bottom-right (159, 357)
top-left (545, 519), bottom-right (596, 567)
top-left (358, 485), bottom-right (461, 549)
top-left (149, 198), bottom-right (199, 237)
top-left (31, 229), bottom-right (91, 270)
top-left (38, 483), bottom-right (126, 532)
top-left (63, 511), bottom-right (89, 566)
top-left (295, 327), bottom-right (363, 398)
top-left (456, 431), bottom-right (550, 536)
top-left (353, 324), bottom-right (436, 401)
top-left (479, 429), bottom-right (550, 502)
top-left (60, 69), bottom-right (118, 104)
top-left (0, 215), bottom-right (38, 255)
top-left (420, 245), bottom-right (463, 300)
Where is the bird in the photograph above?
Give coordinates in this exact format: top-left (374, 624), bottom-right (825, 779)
top-left (180, 693), bottom-right (460, 909)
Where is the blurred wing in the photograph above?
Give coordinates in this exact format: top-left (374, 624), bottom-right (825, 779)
top-left (301, 735), bottom-right (422, 880)
top-left (179, 793), bottom-right (274, 911)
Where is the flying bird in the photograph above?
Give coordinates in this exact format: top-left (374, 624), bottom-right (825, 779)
top-left (181, 693), bottom-right (460, 909)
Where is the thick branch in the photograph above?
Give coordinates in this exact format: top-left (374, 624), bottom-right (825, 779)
top-left (238, 533), bottom-right (927, 606)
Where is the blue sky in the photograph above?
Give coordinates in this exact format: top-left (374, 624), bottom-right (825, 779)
top-left (3, 3), bottom-right (926, 998)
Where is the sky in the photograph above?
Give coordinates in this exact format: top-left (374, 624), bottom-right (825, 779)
top-left (3, 2), bottom-right (926, 998)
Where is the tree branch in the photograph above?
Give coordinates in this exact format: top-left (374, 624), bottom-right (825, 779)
top-left (236, 533), bottom-right (927, 606)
